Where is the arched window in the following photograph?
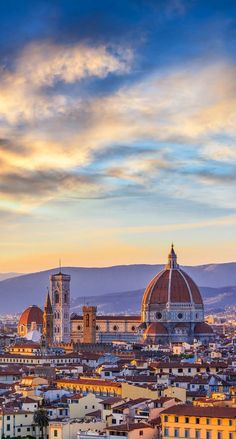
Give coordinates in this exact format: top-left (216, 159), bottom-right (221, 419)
top-left (85, 314), bottom-right (90, 328)
top-left (54, 291), bottom-right (59, 304)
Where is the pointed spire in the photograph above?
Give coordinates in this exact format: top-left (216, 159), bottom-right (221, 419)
top-left (166, 244), bottom-right (179, 269)
top-left (44, 289), bottom-right (52, 312)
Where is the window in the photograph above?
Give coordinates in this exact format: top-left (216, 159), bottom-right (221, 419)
top-left (229, 434), bottom-right (233, 439)
top-left (229, 420), bottom-right (233, 426)
top-left (85, 314), bottom-right (90, 328)
top-left (27, 427), bottom-right (30, 432)
top-left (174, 429), bottom-right (179, 437)
top-left (164, 416), bottom-right (168, 422)
top-left (17, 428), bottom-right (21, 433)
top-left (175, 416), bottom-right (179, 423)
top-left (139, 431), bottom-right (143, 436)
top-left (196, 418), bottom-right (200, 424)
top-left (217, 433), bottom-right (222, 439)
top-left (54, 430), bottom-right (58, 437)
top-left (112, 419), bottom-right (116, 424)
top-left (6, 425), bottom-right (10, 431)
top-left (185, 429), bottom-right (190, 438)
top-left (6, 416), bottom-right (10, 421)
top-left (196, 430), bottom-right (200, 439)
top-left (206, 431), bottom-right (211, 439)
top-left (164, 428), bottom-right (169, 437)
top-left (185, 417), bottom-right (189, 423)
top-left (206, 419), bottom-right (210, 425)
top-left (217, 420), bottom-right (221, 426)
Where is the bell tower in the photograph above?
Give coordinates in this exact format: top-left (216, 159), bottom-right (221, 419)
top-left (50, 271), bottom-right (71, 343)
top-left (83, 306), bottom-right (97, 344)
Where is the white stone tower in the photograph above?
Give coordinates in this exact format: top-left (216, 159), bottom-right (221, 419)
top-left (50, 271), bottom-right (71, 343)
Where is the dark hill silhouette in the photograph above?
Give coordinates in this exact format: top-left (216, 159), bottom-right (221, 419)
top-left (0, 262), bottom-right (235, 313)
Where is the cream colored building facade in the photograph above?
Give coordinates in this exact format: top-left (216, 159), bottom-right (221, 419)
top-left (71, 315), bottom-right (141, 344)
top-left (0, 410), bottom-right (41, 438)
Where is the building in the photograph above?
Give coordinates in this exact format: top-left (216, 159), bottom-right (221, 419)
top-left (50, 271), bottom-right (71, 343)
top-left (161, 404), bottom-right (236, 439)
top-left (140, 245), bottom-right (214, 344)
top-left (18, 270), bottom-right (71, 344)
top-left (17, 305), bottom-right (43, 337)
top-left (71, 245), bottom-right (213, 345)
top-left (18, 245), bottom-right (213, 346)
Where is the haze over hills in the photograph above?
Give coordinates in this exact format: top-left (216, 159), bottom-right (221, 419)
top-left (0, 273), bottom-right (22, 281)
top-left (0, 262), bottom-right (236, 314)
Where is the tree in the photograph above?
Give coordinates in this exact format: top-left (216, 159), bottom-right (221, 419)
top-left (33, 408), bottom-right (49, 439)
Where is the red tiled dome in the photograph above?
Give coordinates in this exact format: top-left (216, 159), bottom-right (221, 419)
top-left (142, 247), bottom-right (203, 307)
top-left (144, 322), bottom-right (168, 336)
top-left (194, 322), bottom-right (213, 334)
top-left (19, 305), bottom-right (43, 326)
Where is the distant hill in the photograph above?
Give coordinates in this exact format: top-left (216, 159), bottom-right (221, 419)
top-left (0, 262), bottom-right (235, 314)
top-left (0, 273), bottom-right (22, 281)
top-left (71, 285), bottom-right (236, 315)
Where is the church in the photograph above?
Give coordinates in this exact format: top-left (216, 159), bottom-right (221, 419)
top-left (18, 245), bottom-right (214, 345)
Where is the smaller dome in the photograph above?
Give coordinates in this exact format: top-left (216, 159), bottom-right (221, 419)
top-left (144, 322), bottom-right (168, 336)
top-left (194, 322), bottom-right (213, 334)
top-left (19, 305), bottom-right (43, 327)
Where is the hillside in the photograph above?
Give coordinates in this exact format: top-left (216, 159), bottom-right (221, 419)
top-left (71, 285), bottom-right (236, 315)
top-left (0, 262), bottom-right (235, 314)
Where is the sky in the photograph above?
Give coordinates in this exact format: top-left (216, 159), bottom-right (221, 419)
top-left (0, 0), bottom-right (236, 272)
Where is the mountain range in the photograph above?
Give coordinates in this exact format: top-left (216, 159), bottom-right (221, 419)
top-left (0, 262), bottom-right (236, 314)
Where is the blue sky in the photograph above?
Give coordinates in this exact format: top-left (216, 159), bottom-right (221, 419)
top-left (0, 0), bottom-right (235, 271)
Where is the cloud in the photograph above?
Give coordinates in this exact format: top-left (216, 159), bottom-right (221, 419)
top-left (0, 41), bottom-right (133, 124)
top-left (0, 42), bottom-right (236, 211)
top-left (0, 169), bottom-right (103, 211)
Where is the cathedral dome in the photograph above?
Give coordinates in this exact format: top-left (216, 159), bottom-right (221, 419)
top-left (142, 245), bottom-right (203, 308)
top-left (19, 305), bottom-right (43, 327)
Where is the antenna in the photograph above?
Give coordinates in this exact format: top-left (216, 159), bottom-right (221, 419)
top-left (59, 258), bottom-right (62, 273)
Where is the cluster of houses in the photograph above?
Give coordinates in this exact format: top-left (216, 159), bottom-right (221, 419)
top-left (1, 336), bottom-right (236, 439)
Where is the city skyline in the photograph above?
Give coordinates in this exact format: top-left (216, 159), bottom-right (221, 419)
top-left (0, 0), bottom-right (236, 271)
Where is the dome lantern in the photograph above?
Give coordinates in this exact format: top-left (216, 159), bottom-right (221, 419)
top-left (166, 243), bottom-right (179, 269)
